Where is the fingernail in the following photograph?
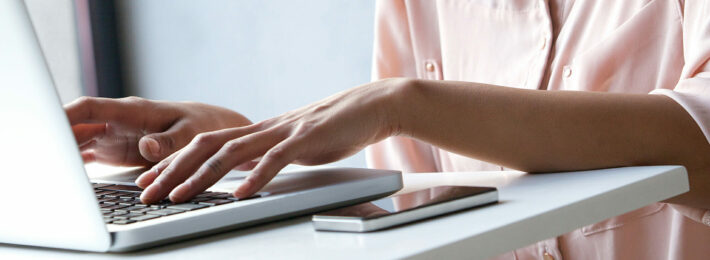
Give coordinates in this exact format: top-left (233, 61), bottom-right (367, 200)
top-left (145, 138), bottom-right (160, 157)
top-left (169, 182), bottom-right (190, 202)
top-left (135, 168), bottom-right (156, 188)
top-left (141, 182), bottom-right (163, 203)
top-left (168, 190), bottom-right (182, 202)
top-left (234, 181), bottom-right (252, 198)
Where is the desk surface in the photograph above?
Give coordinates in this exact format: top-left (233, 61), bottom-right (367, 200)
top-left (0, 166), bottom-right (688, 259)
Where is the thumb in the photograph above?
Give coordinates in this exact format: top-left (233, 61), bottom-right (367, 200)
top-left (139, 124), bottom-right (191, 162)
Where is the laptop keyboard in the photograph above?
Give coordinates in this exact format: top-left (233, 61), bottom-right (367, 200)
top-left (93, 183), bottom-right (267, 225)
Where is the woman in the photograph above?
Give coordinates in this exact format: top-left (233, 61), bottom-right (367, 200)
top-left (67, 0), bottom-right (710, 258)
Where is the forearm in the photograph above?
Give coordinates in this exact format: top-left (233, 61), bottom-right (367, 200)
top-left (391, 79), bottom-right (710, 208)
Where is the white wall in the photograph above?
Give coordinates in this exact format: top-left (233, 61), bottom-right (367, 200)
top-left (117, 0), bottom-right (376, 168)
top-left (25, 0), bottom-right (84, 104)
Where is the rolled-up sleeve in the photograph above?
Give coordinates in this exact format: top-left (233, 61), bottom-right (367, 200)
top-left (650, 0), bottom-right (710, 225)
top-left (651, 1), bottom-right (710, 144)
top-left (365, 0), bottom-right (439, 173)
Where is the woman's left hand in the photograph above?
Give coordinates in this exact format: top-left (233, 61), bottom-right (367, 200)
top-left (136, 79), bottom-right (408, 204)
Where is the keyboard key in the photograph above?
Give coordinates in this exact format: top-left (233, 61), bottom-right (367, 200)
top-left (99, 196), bottom-right (119, 202)
top-left (106, 211), bottom-right (128, 217)
top-left (95, 190), bottom-right (118, 196)
top-left (130, 214), bottom-right (160, 222)
top-left (189, 197), bottom-right (212, 203)
top-left (226, 192), bottom-right (269, 201)
top-left (207, 193), bottom-right (233, 199)
top-left (198, 199), bottom-right (233, 206)
top-left (116, 198), bottom-right (137, 205)
top-left (115, 203), bottom-right (145, 212)
top-left (168, 203), bottom-right (209, 211)
top-left (119, 193), bottom-right (140, 198)
top-left (114, 213), bottom-right (145, 220)
top-left (112, 219), bottom-right (137, 225)
top-left (99, 184), bottom-right (143, 192)
top-left (147, 208), bottom-right (186, 216)
top-left (103, 204), bottom-right (129, 211)
top-left (128, 208), bottom-right (153, 214)
top-left (93, 183), bottom-right (113, 189)
top-left (195, 192), bottom-right (219, 198)
top-left (149, 205), bottom-right (167, 210)
top-left (104, 191), bottom-right (133, 198)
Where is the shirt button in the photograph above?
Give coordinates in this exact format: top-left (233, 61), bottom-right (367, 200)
top-left (702, 212), bottom-right (710, 226)
top-left (539, 37), bottom-right (547, 50)
top-left (425, 62), bottom-right (435, 72)
top-left (562, 66), bottom-right (572, 77)
top-left (543, 252), bottom-right (555, 260)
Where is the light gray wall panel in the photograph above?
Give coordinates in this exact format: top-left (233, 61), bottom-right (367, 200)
top-left (117, 0), bottom-right (376, 168)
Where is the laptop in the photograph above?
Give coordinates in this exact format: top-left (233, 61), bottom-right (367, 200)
top-left (0, 0), bottom-right (402, 252)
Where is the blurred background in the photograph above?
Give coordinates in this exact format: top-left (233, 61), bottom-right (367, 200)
top-left (27, 0), bottom-right (376, 168)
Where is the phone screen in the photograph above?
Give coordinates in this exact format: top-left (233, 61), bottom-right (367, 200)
top-left (318, 186), bottom-right (496, 220)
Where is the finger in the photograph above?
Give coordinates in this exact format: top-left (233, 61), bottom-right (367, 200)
top-left (138, 120), bottom-right (194, 162)
top-left (140, 126), bottom-right (259, 204)
top-left (79, 139), bottom-right (97, 151)
top-left (81, 151), bottom-right (96, 163)
top-left (65, 96), bottom-right (150, 126)
top-left (135, 152), bottom-right (177, 188)
top-left (233, 160), bottom-right (259, 171)
top-left (169, 129), bottom-right (286, 202)
top-left (234, 137), bottom-right (303, 198)
top-left (72, 124), bottom-right (106, 146)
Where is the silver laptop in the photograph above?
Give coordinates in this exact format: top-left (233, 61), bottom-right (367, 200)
top-left (0, 0), bottom-right (402, 252)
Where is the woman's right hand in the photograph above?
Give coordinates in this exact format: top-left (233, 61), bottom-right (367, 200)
top-left (64, 96), bottom-right (252, 167)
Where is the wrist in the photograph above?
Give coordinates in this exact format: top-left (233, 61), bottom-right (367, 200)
top-left (375, 77), bottom-right (420, 138)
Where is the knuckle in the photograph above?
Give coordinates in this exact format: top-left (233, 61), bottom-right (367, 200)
top-left (254, 119), bottom-right (273, 130)
top-left (267, 147), bottom-right (288, 162)
top-left (294, 121), bottom-right (316, 136)
top-left (75, 96), bottom-right (94, 106)
top-left (204, 159), bottom-right (224, 177)
top-left (74, 96), bottom-right (97, 120)
top-left (121, 96), bottom-right (147, 106)
top-left (122, 96), bottom-right (143, 102)
top-left (223, 139), bottom-right (244, 153)
top-left (158, 134), bottom-right (175, 150)
top-left (310, 104), bottom-right (331, 113)
top-left (193, 133), bottom-right (216, 145)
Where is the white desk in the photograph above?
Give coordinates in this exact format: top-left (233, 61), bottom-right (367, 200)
top-left (0, 166), bottom-right (688, 259)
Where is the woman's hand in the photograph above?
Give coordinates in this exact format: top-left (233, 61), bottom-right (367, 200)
top-left (136, 79), bottom-right (408, 204)
top-left (65, 96), bottom-right (252, 166)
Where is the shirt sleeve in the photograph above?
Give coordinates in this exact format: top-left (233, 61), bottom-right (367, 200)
top-left (650, 0), bottom-right (710, 226)
top-left (365, 0), bottom-right (439, 173)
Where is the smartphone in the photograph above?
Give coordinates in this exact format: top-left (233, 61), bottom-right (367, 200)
top-left (312, 185), bottom-right (498, 232)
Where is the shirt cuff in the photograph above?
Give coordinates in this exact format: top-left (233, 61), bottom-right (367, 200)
top-left (668, 204), bottom-right (710, 227)
top-left (650, 76), bottom-right (710, 146)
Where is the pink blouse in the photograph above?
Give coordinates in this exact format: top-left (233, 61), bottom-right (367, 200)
top-left (365, 0), bottom-right (710, 259)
